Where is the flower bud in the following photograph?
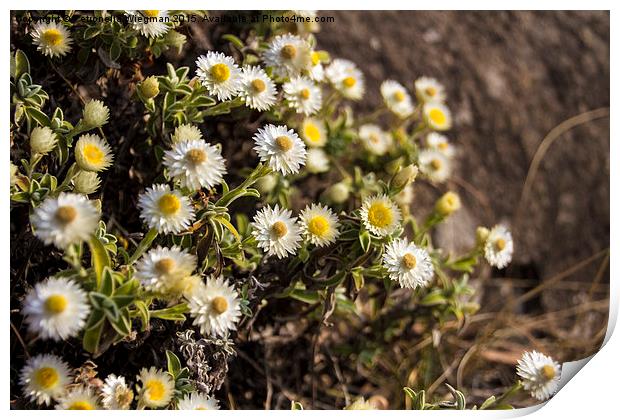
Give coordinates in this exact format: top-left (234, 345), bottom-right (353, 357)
top-left (72, 170), bottom-right (101, 195)
top-left (255, 174), bottom-right (277, 194)
top-left (171, 124), bottom-right (202, 143)
top-left (30, 126), bottom-right (58, 155)
top-left (139, 76), bottom-right (160, 99)
top-left (476, 226), bottom-right (490, 246)
top-left (391, 164), bottom-right (418, 189)
top-left (164, 30), bottom-right (187, 53)
top-left (306, 148), bottom-right (329, 174)
top-left (326, 181), bottom-right (350, 204)
top-left (83, 99), bottom-right (109, 127)
top-left (435, 191), bottom-right (461, 216)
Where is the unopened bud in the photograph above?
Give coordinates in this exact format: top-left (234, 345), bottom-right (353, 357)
top-left (326, 181), bottom-right (350, 204)
top-left (392, 164), bottom-right (418, 189)
top-left (139, 76), bottom-right (160, 99)
top-left (435, 191), bottom-right (461, 216)
top-left (83, 99), bottom-right (110, 128)
top-left (476, 226), bottom-right (490, 245)
top-left (30, 126), bottom-right (58, 155)
top-left (72, 170), bottom-right (101, 195)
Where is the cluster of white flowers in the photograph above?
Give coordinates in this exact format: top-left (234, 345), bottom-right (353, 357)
top-left (19, 354), bottom-right (220, 409)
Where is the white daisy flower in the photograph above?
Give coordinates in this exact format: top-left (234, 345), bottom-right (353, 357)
top-left (299, 204), bottom-right (340, 247)
top-left (178, 392), bottom-right (220, 410)
top-left (127, 10), bottom-right (170, 38)
top-left (253, 124), bottom-right (307, 175)
top-left (484, 225), bottom-right (514, 269)
top-left (308, 51), bottom-right (325, 81)
top-left (189, 276), bottom-right (242, 338)
top-left (383, 238), bottom-right (434, 289)
top-left (138, 184), bottom-right (195, 234)
top-left (74, 134), bottom-right (114, 172)
top-left (135, 246), bottom-right (200, 298)
top-left (22, 276), bottom-right (90, 341)
top-left (196, 51), bottom-right (243, 101)
top-left (360, 194), bottom-right (401, 237)
top-left (31, 21), bottom-right (72, 58)
top-left (262, 34), bottom-right (312, 78)
top-left (423, 102), bottom-right (452, 131)
top-left (240, 66), bottom-right (277, 111)
top-left (283, 76), bottom-right (322, 116)
top-left (415, 76), bottom-right (446, 103)
top-left (137, 367), bottom-right (175, 409)
top-left (300, 118), bottom-right (327, 148)
top-left (306, 148), bottom-right (330, 174)
top-left (380, 80), bottom-right (415, 119)
top-left (56, 386), bottom-right (100, 410)
top-left (325, 59), bottom-right (365, 100)
top-left (251, 204), bottom-right (302, 259)
top-left (135, 245), bottom-right (197, 293)
top-left (426, 132), bottom-right (455, 158)
top-left (516, 350), bottom-right (561, 401)
top-left (101, 374), bottom-right (134, 410)
top-left (359, 124), bottom-right (391, 156)
top-left (31, 193), bottom-right (100, 249)
top-left (171, 124), bottom-right (203, 143)
top-left (163, 139), bottom-right (227, 191)
top-left (418, 149), bottom-right (451, 183)
top-left (20, 354), bottom-right (72, 406)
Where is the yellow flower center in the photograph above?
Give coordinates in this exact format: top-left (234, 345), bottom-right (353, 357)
top-left (68, 401), bottom-right (94, 410)
top-left (300, 88), bottom-right (311, 100)
top-left (367, 202), bottom-right (393, 229)
top-left (402, 253), bottom-right (417, 269)
top-left (210, 63), bottom-right (230, 83)
top-left (195, 406), bottom-right (207, 410)
top-left (211, 296), bottom-right (229, 315)
top-left (304, 123), bottom-right (321, 143)
top-left (541, 364), bottom-right (556, 381)
top-left (430, 158), bottom-right (442, 170)
top-left (44, 294), bottom-right (68, 315)
top-left (42, 29), bottom-right (63, 46)
top-left (83, 144), bottom-right (105, 165)
top-left (186, 148), bottom-right (207, 165)
top-left (393, 91), bottom-right (406, 102)
top-left (155, 257), bottom-right (176, 274)
top-left (369, 134), bottom-right (380, 144)
top-left (145, 380), bottom-right (165, 402)
top-left (55, 205), bottom-right (77, 224)
top-left (429, 108), bottom-right (447, 126)
top-left (343, 77), bottom-right (356, 88)
top-left (495, 238), bottom-right (506, 251)
top-left (438, 142), bottom-right (448, 150)
top-left (157, 193), bottom-right (181, 216)
top-left (275, 136), bottom-right (293, 152)
top-left (271, 221), bottom-right (288, 238)
top-left (307, 215), bottom-right (330, 238)
top-left (280, 44), bottom-right (297, 59)
top-left (143, 10), bottom-right (160, 17)
top-left (34, 367), bottom-right (59, 389)
top-left (311, 51), bottom-right (320, 66)
top-left (424, 86), bottom-right (437, 97)
top-left (251, 78), bottom-right (266, 93)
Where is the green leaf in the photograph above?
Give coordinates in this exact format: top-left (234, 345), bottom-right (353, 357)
top-left (88, 234), bottom-right (111, 288)
top-left (291, 401), bottom-right (304, 410)
top-left (99, 267), bottom-right (115, 295)
top-left (150, 302), bottom-right (189, 321)
top-left (166, 350), bottom-right (182, 376)
top-left (83, 26), bottom-right (101, 40)
top-left (358, 229), bottom-right (371, 253)
top-left (134, 300), bottom-right (150, 331)
top-left (24, 107), bottom-right (50, 126)
top-left (128, 228), bottom-right (158, 264)
top-left (82, 321), bottom-right (104, 354)
top-left (479, 395), bottom-right (496, 410)
top-left (13, 50), bottom-right (30, 79)
top-left (222, 34), bottom-right (245, 50)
